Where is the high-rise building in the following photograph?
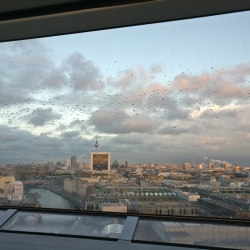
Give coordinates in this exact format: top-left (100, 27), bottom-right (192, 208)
top-left (64, 160), bottom-right (71, 167)
top-left (90, 152), bottom-right (110, 171)
top-left (221, 162), bottom-right (231, 169)
top-left (198, 163), bottom-right (206, 170)
top-left (71, 156), bottom-right (77, 167)
top-left (235, 164), bottom-right (240, 172)
top-left (208, 162), bottom-right (214, 169)
top-left (182, 163), bottom-right (191, 170)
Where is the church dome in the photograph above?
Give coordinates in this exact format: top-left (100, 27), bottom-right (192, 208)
top-left (112, 159), bottom-right (119, 165)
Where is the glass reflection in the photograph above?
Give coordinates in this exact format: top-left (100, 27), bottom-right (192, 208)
top-left (1, 212), bottom-right (125, 238)
top-left (133, 220), bottom-right (250, 249)
top-left (0, 210), bottom-right (6, 217)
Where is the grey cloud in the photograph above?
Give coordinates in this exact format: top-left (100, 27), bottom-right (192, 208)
top-left (43, 68), bottom-right (67, 89)
top-left (158, 126), bottom-right (189, 135)
top-left (90, 109), bottom-right (156, 134)
top-left (171, 63), bottom-right (250, 106)
top-left (1, 41), bottom-right (105, 99)
top-left (61, 131), bottom-right (80, 138)
top-left (0, 125), bottom-right (94, 163)
top-left (23, 108), bottom-right (61, 126)
top-left (200, 109), bottom-right (241, 120)
top-left (172, 73), bottom-right (211, 92)
top-left (63, 52), bottom-right (101, 91)
top-left (57, 119), bottom-right (87, 133)
top-left (0, 133), bottom-right (19, 142)
top-left (1, 38), bottom-right (250, 165)
top-left (120, 115), bottom-right (156, 133)
top-left (89, 109), bottom-right (128, 127)
top-left (118, 89), bottom-right (145, 108)
top-left (8, 40), bottom-right (50, 54)
top-left (115, 68), bottom-right (136, 90)
top-left (181, 95), bottom-right (200, 107)
top-left (33, 135), bottom-right (62, 148)
top-left (0, 88), bottom-right (30, 107)
top-left (108, 66), bottom-right (165, 92)
top-left (150, 64), bottom-right (165, 74)
top-left (201, 80), bottom-right (248, 101)
top-left (145, 95), bottom-right (177, 111)
top-left (166, 109), bottom-right (190, 120)
top-left (0, 79), bottom-right (4, 89)
top-left (0, 40), bottom-right (68, 115)
top-left (111, 134), bottom-right (144, 145)
top-left (0, 77), bottom-right (31, 107)
top-left (0, 120), bottom-right (249, 165)
top-left (70, 120), bottom-right (84, 127)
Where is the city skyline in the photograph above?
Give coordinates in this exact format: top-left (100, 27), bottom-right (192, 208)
top-left (0, 11), bottom-right (250, 165)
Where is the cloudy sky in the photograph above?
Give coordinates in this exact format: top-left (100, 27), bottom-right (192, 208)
top-left (0, 10), bottom-right (250, 165)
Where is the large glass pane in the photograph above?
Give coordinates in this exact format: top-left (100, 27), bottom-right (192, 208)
top-left (0, 10), bottom-right (250, 219)
top-left (0, 210), bottom-right (6, 217)
top-left (133, 219), bottom-right (250, 249)
top-left (1, 212), bottom-right (125, 238)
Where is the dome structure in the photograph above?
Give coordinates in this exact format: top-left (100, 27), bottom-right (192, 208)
top-left (111, 159), bottom-right (119, 168)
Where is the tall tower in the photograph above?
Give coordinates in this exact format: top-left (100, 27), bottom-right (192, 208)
top-left (95, 134), bottom-right (99, 152)
top-left (91, 135), bottom-right (110, 171)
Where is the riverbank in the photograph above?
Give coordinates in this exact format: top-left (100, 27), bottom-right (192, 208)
top-left (27, 188), bottom-right (75, 209)
top-left (43, 185), bottom-right (84, 210)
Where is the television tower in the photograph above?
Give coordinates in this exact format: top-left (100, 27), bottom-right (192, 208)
top-left (95, 134), bottom-right (99, 152)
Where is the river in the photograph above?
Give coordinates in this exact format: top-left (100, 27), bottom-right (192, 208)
top-left (28, 188), bottom-right (75, 209)
top-left (5, 189), bottom-right (76, 233)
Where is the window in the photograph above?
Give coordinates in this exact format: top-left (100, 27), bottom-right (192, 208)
top-left (3, 10), bottom-right (247, 218)
top-left (1, 1), bottom-right (250, 249)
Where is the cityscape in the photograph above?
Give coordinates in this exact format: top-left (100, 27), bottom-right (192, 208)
top-left (1, 136), bottom-right (250, 219)
top-left (1, 136), bottom-right (250, 248)
top-left (1, 9), bottom-right (250, 249)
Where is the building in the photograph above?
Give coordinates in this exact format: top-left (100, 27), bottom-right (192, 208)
top-left (85, 202), bottom-right (127, 213)
top-left (64, 160), bottom-right (71, 167)
top-left (197, 183), bottom-right (212, 189)
top-left (0, 176), bottom-right (15, 198)
top-left (198, 164), bottom-right (204, 170)
top-left (182, 163), bottom-right (191, 170)
top-left (235, 164), bottom-right (240, 172)
top-left (64, 178), bottom-right (78, 193)
top-left (102, 203), bottom-right (127, 213)
top-left (71, 156), bottom-right (77, 167)
top-left (7, 181), bottom-right (23, 201)
top-left (207, 162), bottom-right (214, 169)
top-left (176, 191), bottom-right (200, 202)
top-left (64, 177), bottom-right (102, 197)
top-left (14, 166), bottom-right (36, 180)
top-left (91, 152), bottom-right (110, 171)
top-left (111, 159), bottom-right (119, 169)
top-left (139, 201), bottom-right (200, 216)
top-left (151, 221), bottom-right (250, 247)
top-left (77, 163), bottom-right (85, 168)
top-left (221, 162), bottom-right (231, 169)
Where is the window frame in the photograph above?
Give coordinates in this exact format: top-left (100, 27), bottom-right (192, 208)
top-left (0, 0), bottom-right (250, 43)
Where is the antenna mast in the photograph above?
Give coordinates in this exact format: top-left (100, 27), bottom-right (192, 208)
top-left (95, 134), bottom-right (99, 152)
